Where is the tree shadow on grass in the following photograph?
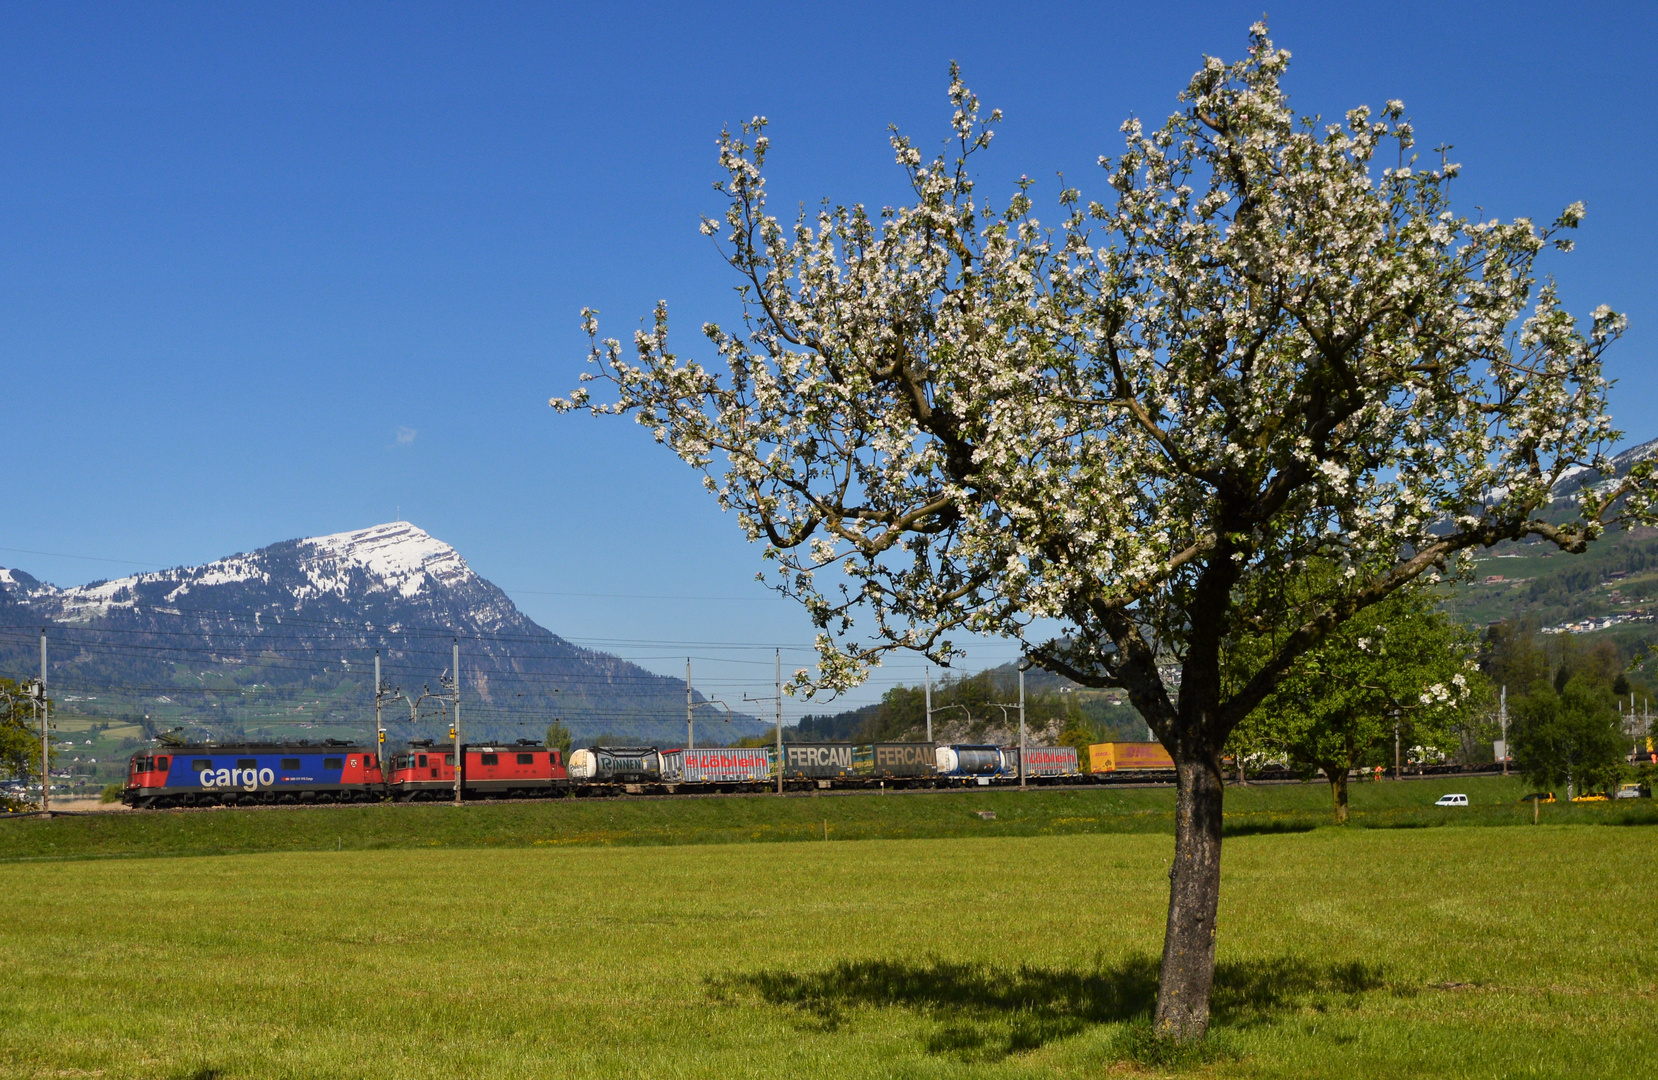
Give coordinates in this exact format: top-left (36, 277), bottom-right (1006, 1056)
top-left (1609, 811), bottom-right (1658, 826)
top-left (1223, 819), bottom-right (1319, 837)
top-left (708, 953), bottom-right (1384, 1063)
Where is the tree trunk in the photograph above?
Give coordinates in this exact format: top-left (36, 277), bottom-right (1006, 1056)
top-left (1153, 750), bottom-right (1225, 1041)
top-left (1328, 766), bottom-right (1349, 824)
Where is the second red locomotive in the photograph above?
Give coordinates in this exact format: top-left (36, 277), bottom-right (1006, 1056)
top-left (387, 739), bottom-right (566, 801)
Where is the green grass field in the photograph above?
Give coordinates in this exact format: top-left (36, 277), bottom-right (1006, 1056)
top-left (4, 775), bottom-right (1655, 863)
top-left (1, 818), bottom-right (1653, 1079)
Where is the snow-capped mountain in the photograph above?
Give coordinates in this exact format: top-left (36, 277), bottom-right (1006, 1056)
top-left (0, 523), bottom-right (755, 743)
top-left (1549, 435), bottom-right (1658, 502)
top-left (21, 522), bottom-right (522, 632)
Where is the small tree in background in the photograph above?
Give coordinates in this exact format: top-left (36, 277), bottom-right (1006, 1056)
top-left (557, 24), bottom-right (1654, 1040)
top-left (0, 678), bottom-right (45, 811)
top-left (1511, 674), bottom-right (1625, 798)
top-left (1230, 580), bottom-right (1483, 821)
top-left (544, 719), bottom-right (574, 760)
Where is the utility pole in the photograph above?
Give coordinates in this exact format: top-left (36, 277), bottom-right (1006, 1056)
top-left (1499, 684), bottom-right (1508, 776)
top-left (374, 650), bottom-right (385, 762)
top-left (775, 649), bottom-right (783, 796)
top-left (451, 639), bottom-right (461, 806)
top-left (686, 658), bottom-right (694, 750)
top-left (1018, 663), bottom-right (1027, 790)
top-left (925, 667), bottom-right (932, 743)
top-left (39, 628), bottom-right (49, 814)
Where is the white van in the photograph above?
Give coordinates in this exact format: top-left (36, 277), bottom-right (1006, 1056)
top-left (1434, 793), bottom-right (1469, 807)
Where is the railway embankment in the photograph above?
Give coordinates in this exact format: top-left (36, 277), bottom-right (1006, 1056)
top-left (3, 775), bottom-right (1653, 862)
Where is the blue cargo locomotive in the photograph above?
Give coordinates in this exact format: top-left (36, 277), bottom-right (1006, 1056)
top-left (124, 741), bottom-right (385, 807)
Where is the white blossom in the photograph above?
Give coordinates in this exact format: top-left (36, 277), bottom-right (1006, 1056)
top-left (553, 30), bottom-right (1654, 729)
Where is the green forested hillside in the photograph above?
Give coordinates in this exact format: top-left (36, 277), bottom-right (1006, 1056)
top-left (1451, 526), bottom-right (1658, 680)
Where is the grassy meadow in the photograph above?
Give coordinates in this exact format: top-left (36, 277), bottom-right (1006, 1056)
top-left (0, 782), bottom-right (1655, 1078)
top-left (3, 774), bottom-right (1654, 863)
top-left (1, 826), bottom-right (1654, 1078)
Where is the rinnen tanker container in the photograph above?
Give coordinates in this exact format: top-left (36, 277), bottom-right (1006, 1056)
top-left (782, 743), bottom-right (857, 779)
top-left (1088, 742), bottom-right (1174, 773)
top-left (568, 746), bottom-right (663, 783)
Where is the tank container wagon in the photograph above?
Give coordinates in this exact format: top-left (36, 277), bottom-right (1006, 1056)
top-left (124, 741), bottom-right (384, 808)
top-left (935, 745), bottom-right (1006, 786)
top-left (567, 746), bottom-right (664, 792)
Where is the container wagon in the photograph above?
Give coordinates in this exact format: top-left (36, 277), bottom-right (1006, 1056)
top-left (125, 741), bottom-right (384, 808)
top-left (1016, 746), bottom-right (1081, 779)
top-left (854, 742), bottom-right (937, 786)
top-left (677, 747), bottom-right (772, 785)
top-left (1088, 741), bottom-right (1175, 775)
top-left (935, 745), bottom-right (1005, 785)
top-left (568, 746), bottom-right (663, 786)
top-left (781, 743), bottom-right (857, 783)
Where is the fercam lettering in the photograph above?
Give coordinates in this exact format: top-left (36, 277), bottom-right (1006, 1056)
top-left (788, 746), bottom-right (852, 769)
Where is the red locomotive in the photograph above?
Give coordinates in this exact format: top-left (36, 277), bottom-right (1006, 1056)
top-left (387, 739), bottom-right (565, 801)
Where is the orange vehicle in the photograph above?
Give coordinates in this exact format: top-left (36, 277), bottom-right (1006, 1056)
top-left (1088, 741), bottom-right (1175, 773)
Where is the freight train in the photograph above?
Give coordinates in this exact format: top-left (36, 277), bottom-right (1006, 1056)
top-left (123, 738), bottom-right (1172, 808)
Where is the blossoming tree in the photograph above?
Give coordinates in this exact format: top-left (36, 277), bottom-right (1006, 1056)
top-left (554, 26), bottom-right (1655, 1039)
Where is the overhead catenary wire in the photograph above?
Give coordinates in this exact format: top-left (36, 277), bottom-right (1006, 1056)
top-left (0, 595), bottom-right (1034, 732)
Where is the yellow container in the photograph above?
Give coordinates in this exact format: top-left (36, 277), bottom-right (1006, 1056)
top-left (1088, 741), bottom-right (1174, 773)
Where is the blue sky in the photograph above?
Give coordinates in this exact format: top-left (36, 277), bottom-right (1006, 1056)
top-left (3, 1), bottom-right (1654, 709)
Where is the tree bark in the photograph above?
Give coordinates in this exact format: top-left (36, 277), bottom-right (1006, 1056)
top-left (1327, 766), bottom-right (1349, 824)
top-left (1153, 749), bottom-right (1225, 1041)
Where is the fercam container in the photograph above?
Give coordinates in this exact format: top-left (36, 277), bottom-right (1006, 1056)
top-left (867, 742), bottom-right (938, 777)
top-left (782, 743), bottom-right (856, 778)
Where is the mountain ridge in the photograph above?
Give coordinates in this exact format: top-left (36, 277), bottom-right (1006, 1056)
top-left (0, 522), bottom-right (764, 744)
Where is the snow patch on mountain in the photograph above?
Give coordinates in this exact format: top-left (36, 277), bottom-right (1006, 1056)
top-left (0, 567), bottom-right (58, 603)
top-left (1549, 435), bottom-right (1658, 501)
top-left (295, 521), bottom-right (470, 601)
top-left (31, 522), bottom-right (483, 622)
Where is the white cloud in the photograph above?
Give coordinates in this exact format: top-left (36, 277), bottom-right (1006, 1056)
top-left (395, 426), bottom-right (417, 445)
